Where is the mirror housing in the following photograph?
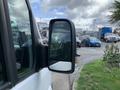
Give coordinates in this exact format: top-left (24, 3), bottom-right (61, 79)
top-left (48, 19), bottom-right (76, 73)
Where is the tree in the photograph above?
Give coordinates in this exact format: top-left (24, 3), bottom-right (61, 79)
top-left (110, 0), bottom-right (120, 25)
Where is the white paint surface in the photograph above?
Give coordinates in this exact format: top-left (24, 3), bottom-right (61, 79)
top-left (11, 68), bottom-right (52, 90)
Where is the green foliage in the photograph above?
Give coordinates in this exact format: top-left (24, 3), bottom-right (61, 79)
top-left (110, 0), bottom-right (120, 25)
top-left (76, 60), bottom-right (120, 90)
top-left (103, 43), bottom-right (120, 68)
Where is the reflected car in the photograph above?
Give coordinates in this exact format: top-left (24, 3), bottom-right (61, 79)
top-left (81, 37), bottom-right (101, 47)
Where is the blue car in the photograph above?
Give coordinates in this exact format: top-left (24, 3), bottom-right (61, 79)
top-left (81, 37), bottom-right (101, 47)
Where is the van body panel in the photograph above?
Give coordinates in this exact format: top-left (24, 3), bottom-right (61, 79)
top-left (11, 68), bottom-right (52, 90)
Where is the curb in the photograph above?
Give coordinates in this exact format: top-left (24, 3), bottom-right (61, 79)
top-left (72, 65), bottom-right (84, 90)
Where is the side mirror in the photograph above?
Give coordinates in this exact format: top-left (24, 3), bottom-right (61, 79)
top-left (48, 19), bottom-right (76, 73)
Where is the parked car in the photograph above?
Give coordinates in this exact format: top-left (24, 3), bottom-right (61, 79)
top-left (76, 37), bottom-right (81, 48)
top-left (104, 33), bottom-right (120, 42)
top-left (81, 37), bottom-right (101, 47)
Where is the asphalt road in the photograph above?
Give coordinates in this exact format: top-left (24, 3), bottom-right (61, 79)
top-left (52, 42), bottom-right (120, 90)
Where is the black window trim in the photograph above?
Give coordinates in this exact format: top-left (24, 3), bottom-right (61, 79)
top-left (25, 0), bottom-right (36, 73)
top-left (0, 0), bottom-right (17, 89)
top-left (25, 0), bottom-right (39, 72)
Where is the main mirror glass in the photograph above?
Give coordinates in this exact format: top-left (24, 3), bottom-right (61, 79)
top-left (48, 21), bottom-right (72, 71)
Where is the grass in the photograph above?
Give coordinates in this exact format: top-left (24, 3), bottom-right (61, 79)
top-left (76, 60), bottom-right (120, 90)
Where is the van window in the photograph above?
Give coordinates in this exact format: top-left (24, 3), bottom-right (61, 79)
top-left (7, 0), bottom-right (33, 77)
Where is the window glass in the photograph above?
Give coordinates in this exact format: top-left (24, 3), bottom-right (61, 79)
top-left (7, 0), bottom-right (33, 76)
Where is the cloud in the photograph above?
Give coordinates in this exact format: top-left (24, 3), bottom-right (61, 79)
top-left (37, 0), bottom-right (115, 29)
top-left (72, 17), bottom-right (94, 29)
top-left (9, 0), bottom-right (30, 21)
top-left (56, 12), bottom-right (65, 15)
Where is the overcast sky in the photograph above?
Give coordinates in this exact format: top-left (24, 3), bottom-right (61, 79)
top-left (30, 0), bottom-right (115, 30)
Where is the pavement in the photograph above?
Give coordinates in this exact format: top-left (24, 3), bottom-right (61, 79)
top-left (51, 42), bottom-right (115, 90)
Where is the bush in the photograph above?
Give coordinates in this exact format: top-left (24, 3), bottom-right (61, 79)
top-left (103, 43), bottom-right (120, 68)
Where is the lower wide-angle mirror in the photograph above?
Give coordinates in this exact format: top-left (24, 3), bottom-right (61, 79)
top-left (48, 19), bottom-right (76, 73)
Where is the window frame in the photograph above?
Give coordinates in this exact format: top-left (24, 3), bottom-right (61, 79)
top-left (5, 0), bottom-right (36, 79)
top-left (0, 36), bottom-right (12, 90)
top-left (0, 0), bottom-right (36, 87)
top-left (0, 0), bottom-right (17, 89)
top-left (7, 0), bottom-right (34, 78)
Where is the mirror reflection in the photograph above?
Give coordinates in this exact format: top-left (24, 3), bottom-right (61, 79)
top-left (49, 21), bottom-right (72, 71)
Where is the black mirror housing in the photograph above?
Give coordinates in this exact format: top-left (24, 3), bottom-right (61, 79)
top-left (48, 19), bottom-right (76, 73)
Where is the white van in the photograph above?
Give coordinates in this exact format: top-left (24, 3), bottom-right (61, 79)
top-left (0, 0), bottom-right (76, 90)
